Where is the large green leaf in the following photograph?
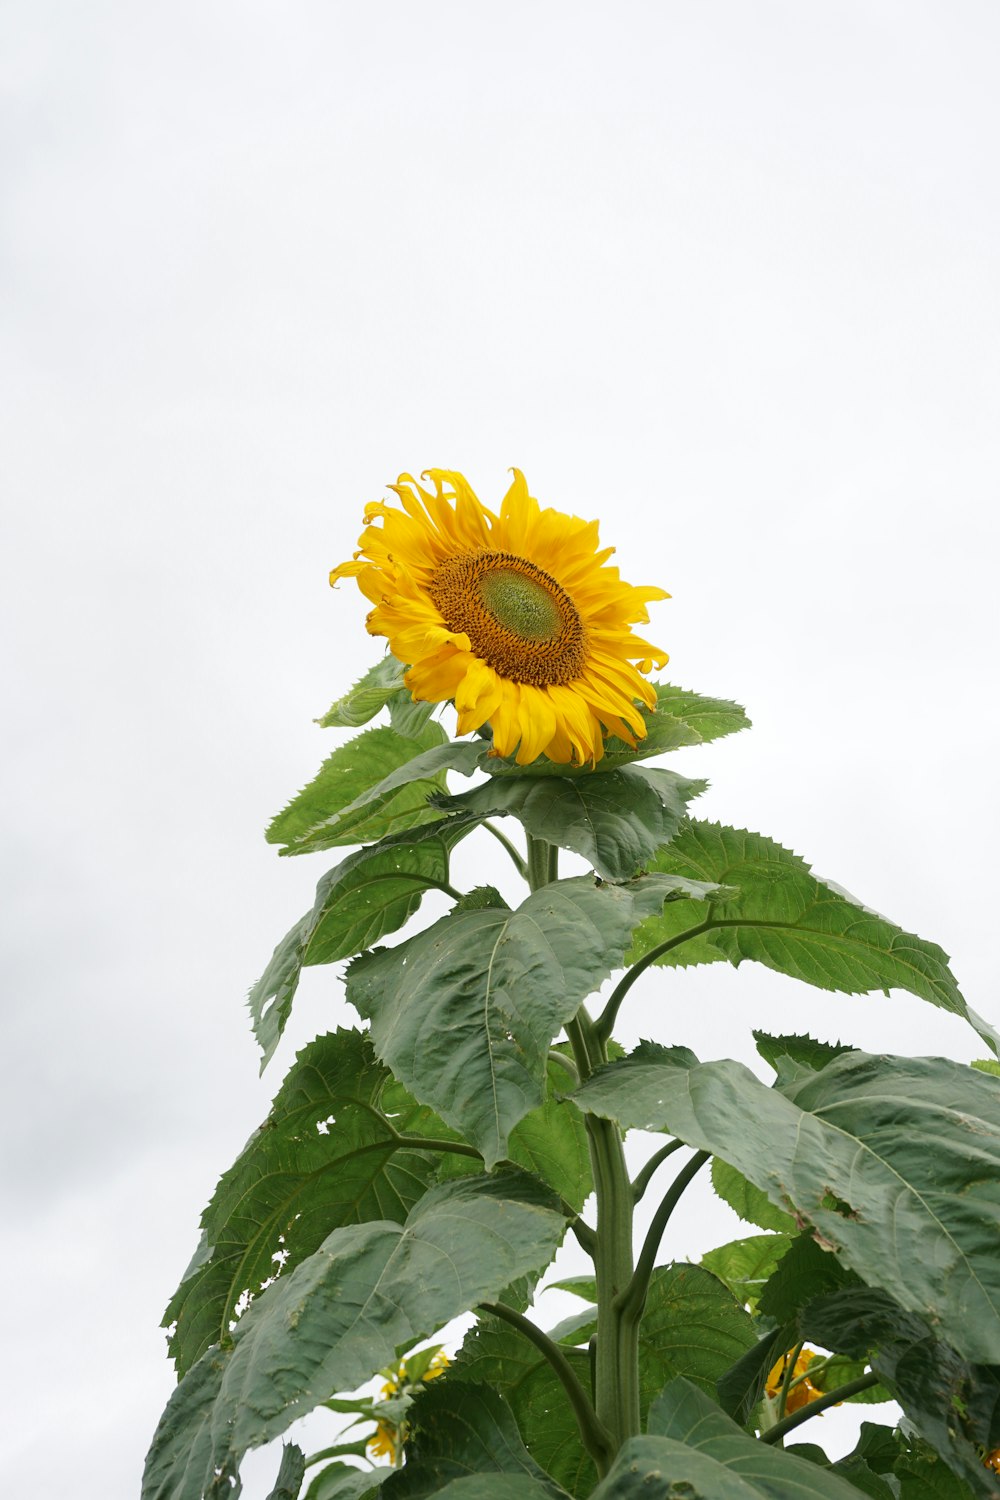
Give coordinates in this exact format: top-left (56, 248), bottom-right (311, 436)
top-left (590, 1377), bottom-right (863, 1500)
top-left (164, 1030), bottom-right (445, 1377)
top-left (144, 1173), bottom-right (567, 1500)
top-left (434, 766), bottom-right (707, 880)
top-left (249, 818), bottom-right (475, 1064)
top-left (347, 873), bottom-right (715, 1167)
top-left (627, 821), bottom-right (998, 1053)
top-left (575, 1045), bottom-right (1000, 1364)
top-left (803, 1288), bottom-right (1000, 1498)
top-left (317, 655), bottom-right (409, 728)
top-left (379, 1379), bottom-right (572, 1500)
top-left (267, 722), bottom-right (453, 855)
top-left (701, 1233), bottom-right (795, 1310)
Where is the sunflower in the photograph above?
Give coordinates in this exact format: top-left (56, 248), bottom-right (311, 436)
top-left (330, 469), bottom-right (669, 766)
top-left (765, 1348), bottom-right (825, 1415)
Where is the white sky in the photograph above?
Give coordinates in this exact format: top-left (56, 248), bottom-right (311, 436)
top-left (2, 2), bottom-right (999, 1495)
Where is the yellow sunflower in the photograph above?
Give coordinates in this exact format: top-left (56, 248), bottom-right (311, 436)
top-left (765, 1348), bottom-right (825, 1414)
top-left (330, 469), bottom-right (669, 766)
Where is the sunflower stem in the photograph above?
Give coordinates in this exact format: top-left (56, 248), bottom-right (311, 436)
top-left (526, 833), bottom-right (639, 1455)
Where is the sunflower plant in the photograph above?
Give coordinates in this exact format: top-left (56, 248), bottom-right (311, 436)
top-left (146, 470), bottom-right (1000, 1500)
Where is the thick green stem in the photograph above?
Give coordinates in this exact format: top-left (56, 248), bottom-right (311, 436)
top-left (526, 832), bottom-right (559, 890)
top-left (526, 833), bottom-right (641, 1453)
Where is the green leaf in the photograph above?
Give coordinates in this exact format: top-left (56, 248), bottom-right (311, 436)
top-left (711, 1159), bottom-right (796, 1233)
top-left (479, 682), bottom-right (751, 776)
top-left (894, 1442), bottom-right (980, 1500)
top-left (317, 655), bottom-right (408, 728)
top-left (379, 1381), bottom-right (571, 1499)
top-left (144, 1173), bottom-right (567, 1500)
top-left (590, 1377), bottom-right (863, 1500)
top-left (453, 1319), bottom-right (596, 1498)
top-left (542, 1265), bottom-right (756, 1406)
top-left (575, 1044), bottom-right (1000, 1364)
top-left (248, 818), bottom-right (475, 1065)
top-left (700, 1233), bottom-right (795, 1309)
top-left (627, 821), bottom-right (997, 1053)
top-left (267, 722), bottom-right (454, 855)
top-left (418, 1055), bottom-right (595, 1215)
top-left (757, 1232), bottom-right (860, 1324)
top-left (434, 767), bottom-right (709, 881)
top-left (716, 1324), bottom-right (794, 1425)
top-left (163, 1030), bottom-right (446, 1377)
top-left (303, 1464), bottom-right (377, 1500)
top-left (753, 1031), bottom-right (856, 1081)
top-left (972, 1060), bottom-right (1000, 1079)
top-left (266, 1444), bottom-right (306, 1500)
top-left (803, 1288), bottom-right (1000, 1498)
top-left (347, 873), bottom-right (706, 1167)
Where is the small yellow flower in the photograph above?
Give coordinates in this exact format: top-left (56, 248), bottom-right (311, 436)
top-left (366, 1349), bottom-right (451, 1466)
top-left (331, 469), bottom-right (669, 766)
top-left (766, 1348), bottom-right (824, 1414)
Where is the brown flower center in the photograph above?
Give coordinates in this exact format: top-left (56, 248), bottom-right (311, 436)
top-left (428, 550), bottom-right (587, 685)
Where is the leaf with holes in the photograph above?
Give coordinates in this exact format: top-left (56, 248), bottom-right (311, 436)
top-left (163, 1030), bottom-right (447, 1377)
top-left (576, 1044), bottom-right (1000, 1364)
top-left (144, 1172), bottom-right (567, 1500)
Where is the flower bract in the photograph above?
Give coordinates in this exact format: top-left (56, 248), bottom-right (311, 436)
top-left (330, 468), bottom-right (669, 765)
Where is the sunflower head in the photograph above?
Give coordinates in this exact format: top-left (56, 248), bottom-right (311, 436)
top-left (331, 468), bottom-right (669, 767)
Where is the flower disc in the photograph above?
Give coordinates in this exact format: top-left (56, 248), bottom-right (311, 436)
top-left (330, 468), bottom-right (669, 766)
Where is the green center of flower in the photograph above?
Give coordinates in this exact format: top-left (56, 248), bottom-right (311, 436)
top-left (477, 567), bottom-right (564, 641)
top-left (427, 549), bottom-right (587, 685)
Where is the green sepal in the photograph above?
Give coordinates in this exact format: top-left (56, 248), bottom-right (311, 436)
top-left (316, 655), bottom-right (407, 728)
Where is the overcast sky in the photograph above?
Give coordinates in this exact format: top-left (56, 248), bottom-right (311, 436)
top-left (3, 3), bottom-right (999, 1495)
